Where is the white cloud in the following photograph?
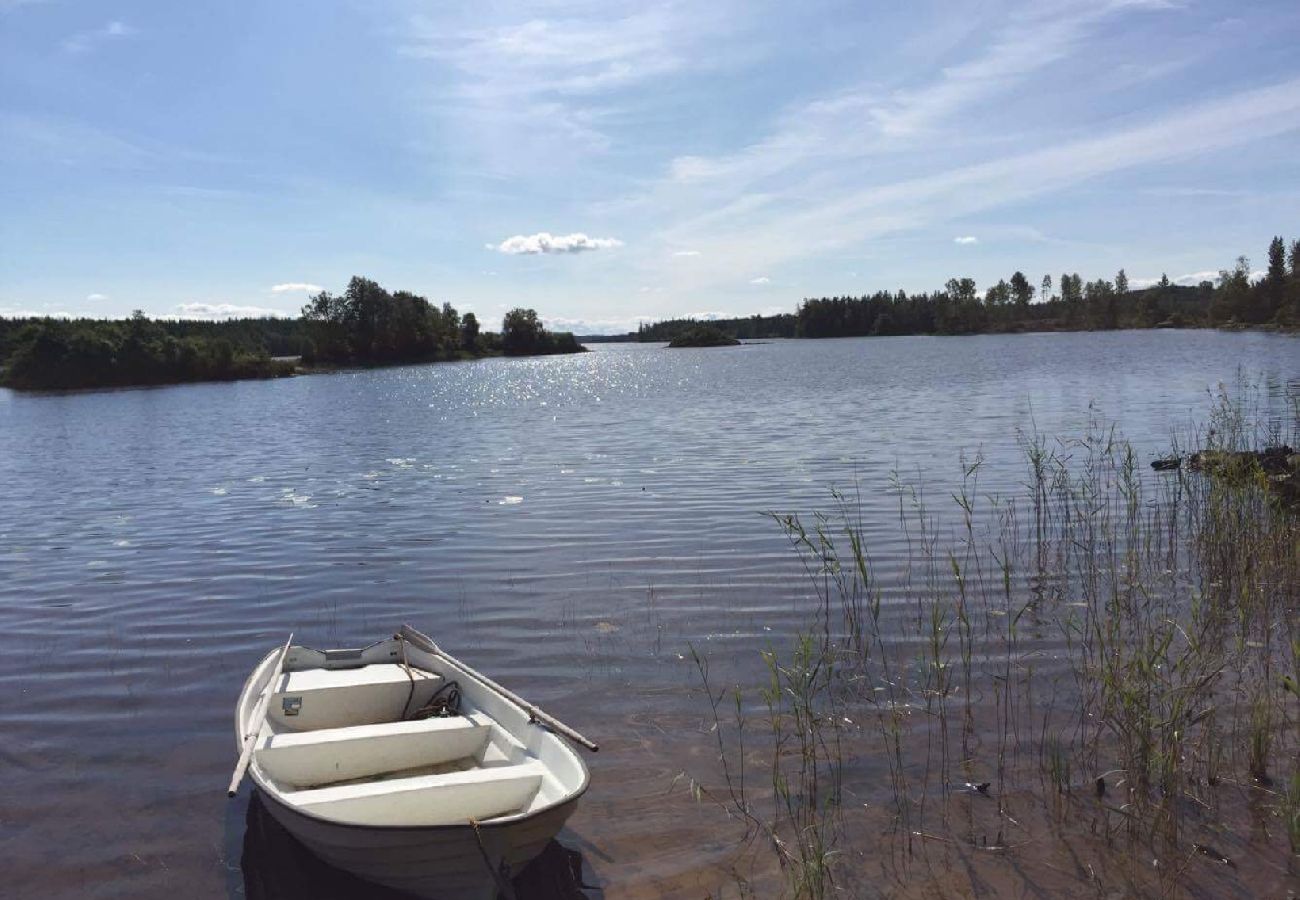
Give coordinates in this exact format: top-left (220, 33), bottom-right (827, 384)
top-left (85, 292), bottom-right (108, 301)
top-left (657, 1), bottom-right (1174, 199)
top-left (954, 236), bottom-right (979, 245)
top-left (173, 302), bottom-right (290, 320)
top-left (492, 232), bottom-right (623, 255)
top-left (62, 20), bottom-right (136, 54)
top-left (270, 282), bottom-right (324, 293)
top-left (651, 76), bottom-right (1300, 288)
top-left (0, 305), bottom-right (74, 319)
top-left (543, 314), bottom-right (653, 335)
top-left (396, 6), bottom-right (749, 170)
top-left (672, 250), bottom-right (701, 257)
top-left (865, 2), bottom-right (1173, 140)
top-left (749, 276), bottom-right (771, 285)
top-left (403, 14), bottom-right (687, 97)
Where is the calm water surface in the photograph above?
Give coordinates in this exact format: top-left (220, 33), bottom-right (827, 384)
top-left (1, 331), bottom-right (1296, 898)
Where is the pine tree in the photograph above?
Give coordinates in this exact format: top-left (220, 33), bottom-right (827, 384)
top-left (1266, 236), bottom-right (1287, 283)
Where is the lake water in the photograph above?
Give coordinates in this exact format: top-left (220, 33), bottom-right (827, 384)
top-left (1, 330), bottom-right (1296, 898)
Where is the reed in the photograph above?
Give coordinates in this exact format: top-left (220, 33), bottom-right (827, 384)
top-left (691, 384), bottom-right (1298, 895)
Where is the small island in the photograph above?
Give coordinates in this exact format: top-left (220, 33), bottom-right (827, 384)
top-left (667, 324), bottom-right (741, 348)
top-left (0, 275), bottom-right (585, 391)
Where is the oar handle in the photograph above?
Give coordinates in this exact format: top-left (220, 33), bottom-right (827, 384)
top-left (399, 625), bottom-right (599, 752)
top-left (228, 633), bottom-right (294, 797)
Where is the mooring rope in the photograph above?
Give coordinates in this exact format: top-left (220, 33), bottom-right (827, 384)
top-left (396, 633), bottom-right (462, 720)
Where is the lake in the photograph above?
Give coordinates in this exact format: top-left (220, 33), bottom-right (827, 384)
top-left (1, 330), bottom-right (1296, 898)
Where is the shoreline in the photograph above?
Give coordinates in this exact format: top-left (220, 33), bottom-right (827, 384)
top-left (580, 322), bottom-right (1300, 344)
top-left (1, 345), bottom-right (589, 394)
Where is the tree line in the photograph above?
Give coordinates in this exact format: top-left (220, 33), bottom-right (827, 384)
top-left (633, 236), bottom-right (1300, 342)
top-left (0, 312), bottom-right (296, 390)
top-left (0, 276), bottom-right (583, 390)
top-left (635, 313), bottom-right (798, 342)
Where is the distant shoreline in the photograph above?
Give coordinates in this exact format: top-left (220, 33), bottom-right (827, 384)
top-left (0, 281), bottom-right (586, 393)
top-left (0, 344), bottom-right (592, 394)
top-left (577, 322), bottom-right (1299, 344)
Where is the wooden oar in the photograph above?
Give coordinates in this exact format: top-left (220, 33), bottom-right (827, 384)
top-left (398, 624), bottom-right (599, 753)
top-left (227, 633), bottom-right (294, 797)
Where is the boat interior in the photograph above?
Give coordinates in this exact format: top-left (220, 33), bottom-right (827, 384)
top-left (250, 646), bottom-right (576, 828)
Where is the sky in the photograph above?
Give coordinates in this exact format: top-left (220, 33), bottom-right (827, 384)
top-left (2, 0), bottom-right (1299, 332)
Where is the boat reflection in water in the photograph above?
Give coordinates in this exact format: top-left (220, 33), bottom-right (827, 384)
top-left (242, 792), bottom-right (598, 899)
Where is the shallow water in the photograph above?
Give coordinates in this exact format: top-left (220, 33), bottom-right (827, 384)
top-left (0, 330), bottom-right (1296, 898)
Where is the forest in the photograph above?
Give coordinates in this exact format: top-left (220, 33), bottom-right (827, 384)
top-left (632, 236), bottom-right (1300, 342)
top-left (0, 276), bottom-right (583, 390)
top-left (0, 312), bottom-right (296, 390)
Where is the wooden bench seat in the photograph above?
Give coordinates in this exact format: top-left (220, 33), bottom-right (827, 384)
top-left (288, 760), bottom-right (548, 826)
top-left (256, 713), bottom-right (493, 788)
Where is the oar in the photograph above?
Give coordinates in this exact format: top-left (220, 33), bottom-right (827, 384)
top-left (227, 633), bottom-right (294, 797)
top-left (398, 624), bottom-right (599, 752)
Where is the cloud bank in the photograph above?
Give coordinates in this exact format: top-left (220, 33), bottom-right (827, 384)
top-left (491, 232), bottom-right (623, 255)
top-left (174, 302), bottom-right (289, 320)
top-left (270, 282), bottom-right (323, 293)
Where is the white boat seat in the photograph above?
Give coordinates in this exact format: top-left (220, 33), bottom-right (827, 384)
top-left (288, 760), bottom-right (548, 826)
top-left (256, 713), bottom-right (493, 788)
top-left (268, 664), bottom-right (445, 731)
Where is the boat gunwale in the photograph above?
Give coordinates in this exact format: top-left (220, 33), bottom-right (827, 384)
top-left (235, 641), bottom-right (591, 834)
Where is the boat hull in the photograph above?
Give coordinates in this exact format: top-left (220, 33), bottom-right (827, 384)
top-left (257, 784), bottom-right (580, 899)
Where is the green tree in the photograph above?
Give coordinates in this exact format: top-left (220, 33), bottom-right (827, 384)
top-left (985, 279), bottom-right (1011, 307)
top-left (1041, 274), bottom-right (1053, 303)
top-left (1060, 273), bottom-right (1082, 305)
top-left (502, 308), bottom-right (545, 355)
top-left (1115, 268), bottom-right (1128, 294)
top-left (1211, 256), bottom-right (1252, 323)
top-left (1083, 279), bottom-right (1117, 329)
top-left (1010, 271), bottom-right (1034, 310)
top-left (460, 312), bottom-right (480, 351)
top-left (1266, 236), bottom-right (1287, 283)
top-left (945, 278), bottom-right (978, 304)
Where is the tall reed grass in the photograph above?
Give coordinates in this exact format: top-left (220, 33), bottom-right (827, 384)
top-left (691, 387), bottom-right (1298, 897)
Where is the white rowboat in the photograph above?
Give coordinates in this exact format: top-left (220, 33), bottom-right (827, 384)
top-left (233, 626), bottom-right (593, 899)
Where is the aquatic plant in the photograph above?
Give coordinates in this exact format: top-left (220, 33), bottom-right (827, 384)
top-left (690, 383), bottom-right (1299, 896)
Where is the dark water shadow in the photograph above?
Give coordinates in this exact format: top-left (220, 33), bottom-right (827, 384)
top-left (240, 792), bottom-right (600, 900)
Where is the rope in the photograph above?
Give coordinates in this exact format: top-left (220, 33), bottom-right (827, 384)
top-left (409, 679), bottom-right (461, 720)
top-left (470, 818), bottom-right (517, 900)
top-left (398, 634), bottom-right (417, 720)
top-left (397, 632), bottom-right (461, 720)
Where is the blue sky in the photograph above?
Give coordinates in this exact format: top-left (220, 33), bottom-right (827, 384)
top-left (2, 0), bottom-right (1298, 332)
